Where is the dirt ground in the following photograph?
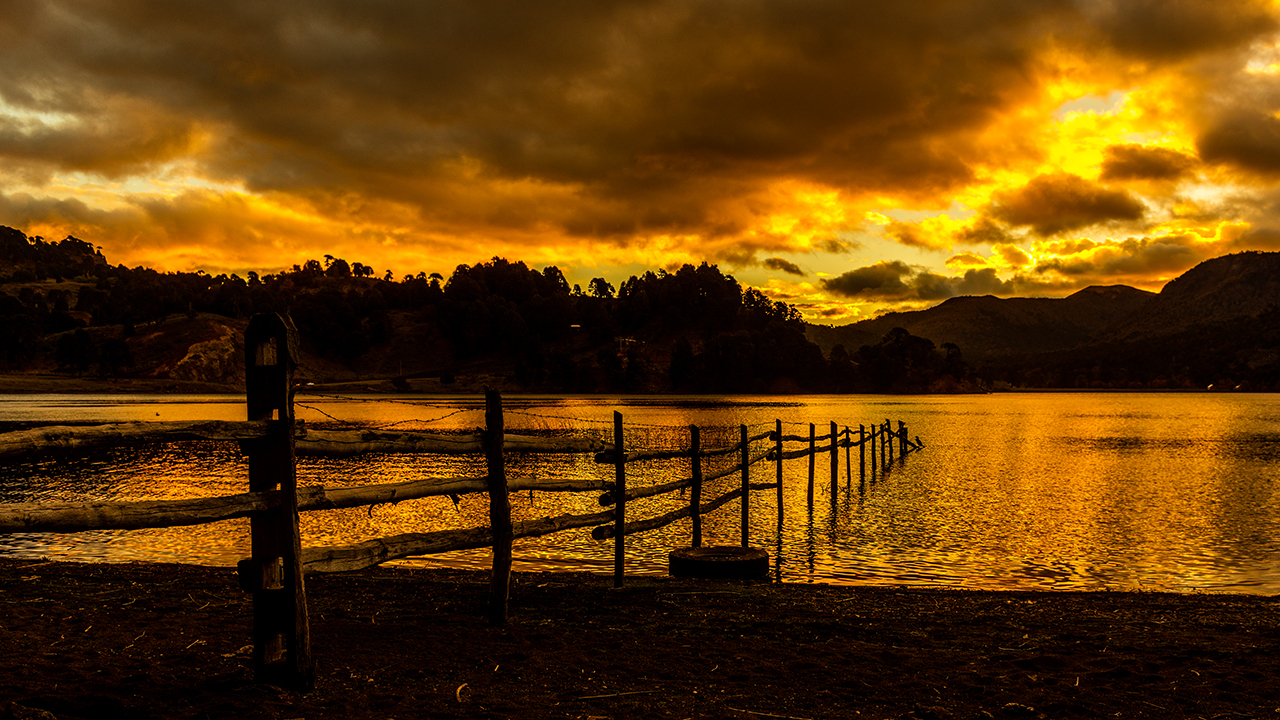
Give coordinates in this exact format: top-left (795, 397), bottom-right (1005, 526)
top-left (1, 559), bottom-right (1277, 720)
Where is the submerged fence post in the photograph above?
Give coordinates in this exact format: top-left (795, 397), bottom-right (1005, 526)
top-left (807, 423), bottom-right (816, 505)
top-left (899, 421), bottom-right (908, 458)
top-left (740, 424), bottom-right (749, 548)
top-left (484, 388), bottom-right (512, 626)
top-left (690, 425), bottom-right (702, 548)
top-left (241, 312), bottom-right (313, 692)
top-left (613, 411), bottom-right (626, 588)
top-left (829, 421), bottom-right (838, 499)
top-left (775, 419), bottom-right (783, 530)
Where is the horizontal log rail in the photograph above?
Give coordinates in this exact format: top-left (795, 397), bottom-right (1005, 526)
top-left (0, 422), bottom-right (603, 461)
top-left (593, 429), bottom-right (772, 464)
top-left (302, 509), bottom-right (615, 574)
top-left (598, 448), bottom-right (773, 506)
top-left (0, 421), bottom-right (275, 459)
top-left (298, 428), bottom-right (603, 456)
top-left (592, 481), bottom-right (778, 540)
top-left (0, 474), bottom-right (611, 534)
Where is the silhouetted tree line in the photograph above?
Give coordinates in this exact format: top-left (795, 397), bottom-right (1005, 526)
top-left (1, 225), bottom-right (972, 392)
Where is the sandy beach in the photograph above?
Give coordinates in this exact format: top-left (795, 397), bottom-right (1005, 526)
top-left (1, 559), bottom-right (1277, 719)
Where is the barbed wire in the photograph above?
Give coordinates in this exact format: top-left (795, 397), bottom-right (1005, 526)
top-left (294, 391), bottom-right (482, 411)
top-left (293, 401), bottom-right (480, 429)
top-left (293, 392), bottom-right (876, 434)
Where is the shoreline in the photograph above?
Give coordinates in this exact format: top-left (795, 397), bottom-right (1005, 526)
top-left (2, 559), bottom-right (1277, 719)
top-left (0, 371), bottom-right (1256, 396)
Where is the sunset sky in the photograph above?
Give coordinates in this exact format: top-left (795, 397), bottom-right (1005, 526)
top-left (4, 0), bottom-right (1280, 323)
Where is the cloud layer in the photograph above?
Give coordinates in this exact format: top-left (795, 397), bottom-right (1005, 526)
top-left (2, 0), bottom-right (1280, 321)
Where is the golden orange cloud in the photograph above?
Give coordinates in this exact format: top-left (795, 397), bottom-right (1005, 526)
top-left (2, 0), bottom-right (1280, 322)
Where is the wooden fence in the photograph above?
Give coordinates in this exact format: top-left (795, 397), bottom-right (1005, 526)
top-left (0, 312), bottom-right (924, 692)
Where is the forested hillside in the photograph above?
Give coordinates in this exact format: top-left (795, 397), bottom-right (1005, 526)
top-left (0, 226), bottom-right (971, 394)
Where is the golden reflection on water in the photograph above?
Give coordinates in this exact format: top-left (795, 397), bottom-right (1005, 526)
top-left (2, 393), bottom-right (1279, 592)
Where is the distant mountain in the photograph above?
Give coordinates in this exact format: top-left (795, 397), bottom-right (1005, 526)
top-left (807, 252), bottom-right (1280, 390)
top-left (806, 285), bottom-right (1155, 362)
top-left (1097, 251), bottom-right (1280, 343)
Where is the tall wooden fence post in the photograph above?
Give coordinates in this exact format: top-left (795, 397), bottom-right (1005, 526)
top-left (613, 411), bottom-right (626, 588)
top-left (775, 419), bottom-right (783, 530)
top-left (870, 422), bottom-right (877, 478)
top-left (885, 419), bottom-right (893, 465)
top-left (859, 424), bottom-right (866, 485)
top-left (899, 421), bottom-right (908, 458)
top-left (690, 425), bottom-right (702, 548)
top-left (807, 423), bottom-right (816, 505)
top-left (240, 312), bottom-right (313, 692)
top-left (740, 424), bottom-right (749, 548)
top-left (844, 427), bottom-right (852, 487)
top-left (484, 388), bottom-right (512, 626)
top-left (829, 421), bottom-right (838, 499)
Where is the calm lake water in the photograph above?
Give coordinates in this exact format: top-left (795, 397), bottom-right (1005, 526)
top-left (2, 392), bottom-right (1278, 594)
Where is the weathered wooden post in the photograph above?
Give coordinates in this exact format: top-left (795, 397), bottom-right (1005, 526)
top-left (775, 419), bottom-right (783, 530)
top-left (885, 419), bottom-right (893, 464)
top-left (740, 424), bottom-right (749, 548)
top-left (807, 423), bottom-right (816, 505)
top-left (859, 424), bottom-right (866, 484)
top-left (240, 312), bottom-right (313, 691)
top-left (869, 422), bottom-right (877, 478)
top-left (844, 426), bottom-right (852, 487)
top-left (899, 421), bottom-right (908, 457)
top-left (690, 425), bottom-right (702, 548)
top-left (829, 421), bottom-right (838, 498)
top-left (484, 388), bottom-right (512, 626)
top-left (613, 411), bottom-right (626, 588)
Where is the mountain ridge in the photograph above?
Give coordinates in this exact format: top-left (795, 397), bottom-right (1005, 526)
top-left (807, 251), bottom-right (1280, 390)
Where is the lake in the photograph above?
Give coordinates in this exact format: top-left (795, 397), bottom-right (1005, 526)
top-left (2, 392), bottom-right (1278, 593)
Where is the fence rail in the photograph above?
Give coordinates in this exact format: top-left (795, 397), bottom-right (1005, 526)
top-left (0, 312), bottom-right (926, 692)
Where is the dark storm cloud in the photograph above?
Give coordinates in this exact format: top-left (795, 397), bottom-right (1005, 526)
top-left (1197, 112), bottom-right (1280, 176)
top-left (764, 257), bottom-right (805, 276)
top-left (1084, 0), bottom-right (1277, 60)
top-left (955, 216), bottom-right (1012, 246)
top-left (2, 0), bottom-right (1278, 274)
top-left (823, 261), bottom-right (1012, 301)
top-left (991, 173), bottom-right (1146, 236)
top-left (1100, 144), bottom-right (1198, 181)
top-left (822, 261), bottom-right (914, 298)
top-left (0, 0), bottom-right (1091, 241)
top-left (1031, 235), bottom-right (1202, 276)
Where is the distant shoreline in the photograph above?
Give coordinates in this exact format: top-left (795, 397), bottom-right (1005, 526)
top-left (0, 372), bottom-right (1252, 396)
